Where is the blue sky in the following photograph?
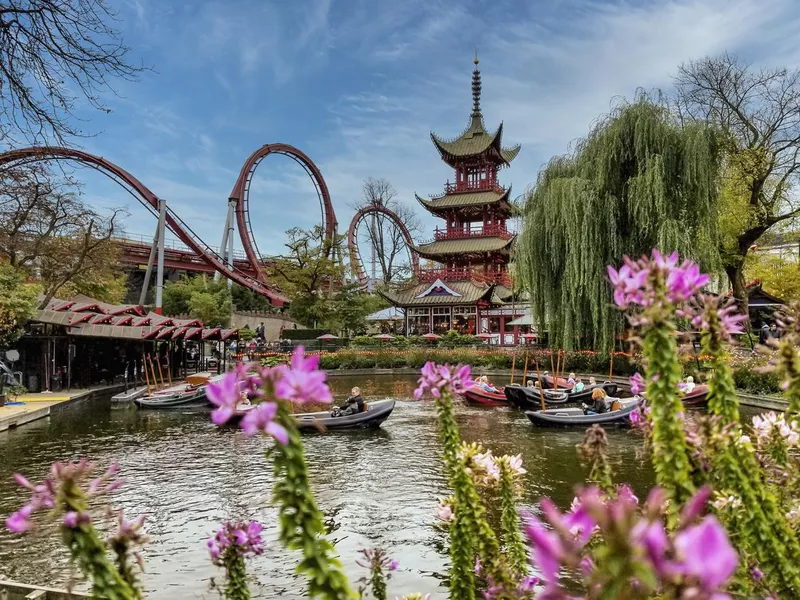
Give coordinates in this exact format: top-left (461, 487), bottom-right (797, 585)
top-left (61, 0), bottom-right (800, 256)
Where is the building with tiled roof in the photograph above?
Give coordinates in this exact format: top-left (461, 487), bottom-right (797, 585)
top-left (381, 55), bottom-right (528, 344)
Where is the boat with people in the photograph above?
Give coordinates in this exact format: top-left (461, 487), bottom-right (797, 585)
top-left (525, 397), bottom-right (643, 427)
top-left (294, 399), bottom-right (396, 432)
top-left (462, 386), bottom-right (508, 406)
top-left (505, 382), bottom-right (618, 410)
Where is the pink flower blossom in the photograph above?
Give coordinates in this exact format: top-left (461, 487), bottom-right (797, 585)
top-left (524, 513), bottom-right (564, 585)
top-left (240, 402), bottom-right (288, 444)
top-left (6, 504), bottom-right (33, 533)
top-left (207, 371), bottom-right (240, 425)
top-left (414, 362), bottom-right (474, 399)
top-left (674, 516), bottom-right (738, 591)
top-left (629, 372), bottom-right (645, 395)
top-left (208, 520), bottom-right (264, 565)
top-left (275, 346), bottom-right (332, 405)
top-left (632, 519), bottom-right (669, 574)
top-left (629, 408), bottom-right (643, 427)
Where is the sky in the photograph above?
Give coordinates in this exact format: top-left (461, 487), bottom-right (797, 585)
top-left (51, 0), bottom-right (800, 258)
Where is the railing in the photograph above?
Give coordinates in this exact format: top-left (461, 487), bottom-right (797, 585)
top-left (418, 267), bottom-right (513, 286)
top-left (443, 181), bottom-right (506, 194)
top-left (433, 224), bottom-right (514, 241)
top-left (113, 234), bottom-right (250, 261)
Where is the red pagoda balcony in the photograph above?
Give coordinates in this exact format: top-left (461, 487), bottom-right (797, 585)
top-left (433, 224), bottom-right (514, 241)
top-left (418, 267), bottom-right (513, 287)
top-left (444, 180), bottom-right (506, 194)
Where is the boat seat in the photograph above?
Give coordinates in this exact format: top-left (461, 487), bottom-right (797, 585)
top-left (362, 402), bottom-right (369, 412)
top-left (610, 400), bottom-right (621, 411)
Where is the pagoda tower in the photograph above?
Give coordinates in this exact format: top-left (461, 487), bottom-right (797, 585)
top-left (381, 55), bottom-right (524, 341)
top-left (414, 53), bottom-right (519, 285)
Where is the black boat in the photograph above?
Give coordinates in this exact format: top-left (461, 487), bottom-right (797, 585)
top-left (525, 398), bottom-right (642, 427)
top-left (505, 383), bottom-right (618, 411)
top-left (504, 385), bottom-right (568, 410)
top-left (294, 400), bottom-right (395, 432)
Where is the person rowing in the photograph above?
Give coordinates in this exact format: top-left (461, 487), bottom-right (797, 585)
top-left (331, 387), bottom-right (365, 417)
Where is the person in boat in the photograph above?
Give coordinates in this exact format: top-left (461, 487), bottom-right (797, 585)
top-left (236, 389), bottom-right (251, 409)
top-left (526, 379), bottom-right (536, 389)
top-left (573, 377), bottom-right (585, 393)
top-left (331, 387), bottom-right (365, 417)
top-left (567, 373), bottom-right (576, 385)
top-left (680, 376), bottom-right (696, 394)
top-left (479, 376), bottom-right (499, 393)
top-left (588, 376), bottom-right (597, 387)
top-left (583, 388), bottom-right (609, 415)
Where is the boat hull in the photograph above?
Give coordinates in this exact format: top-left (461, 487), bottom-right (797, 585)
top-left (525, 398), bottom-right (642, 427)
top-left (462, 387), bottom-right (508, 406)
top-left (134, 387), bottom-right (207, 408)
top-left (294, 400), bottom-right (396, 431)
top-left (505, 383), bottom-right (618, 410)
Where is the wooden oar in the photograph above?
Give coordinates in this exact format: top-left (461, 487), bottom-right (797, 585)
top-left (535, 361), bottom-right (546, 411)
top-left (155, 355), bottom-right (166, 389)
top-left (609, 350), bottom-right (614, 381)
top-left (142, 352), bottom-right (151, 395)
top-left (510, 352), bottom-right (517, 385)
top-left (522, 350), bottom-right (529, 383)
top-left (554, 350), bottom-right (561, 392)
top-left (549, 350), bottom-right (555, 390)
top-left (148, 355), bottom-right (158, 392)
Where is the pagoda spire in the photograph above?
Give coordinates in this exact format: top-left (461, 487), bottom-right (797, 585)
top-left (471, 49), bottom-right (482, 118)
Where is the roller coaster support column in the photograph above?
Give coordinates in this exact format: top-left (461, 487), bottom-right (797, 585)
top-left (155, 198), bottom-right (167, 315)
top-left (215, 199), bottom-right (237, 287)
top-left (138, 228), bottom-right (158, 306)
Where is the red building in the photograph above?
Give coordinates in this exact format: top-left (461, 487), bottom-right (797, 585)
top-left (382, 56), bottom-right (528, 344)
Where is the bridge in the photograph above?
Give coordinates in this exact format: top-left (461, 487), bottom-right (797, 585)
top-left (114, 234), bottom-right (273, 278)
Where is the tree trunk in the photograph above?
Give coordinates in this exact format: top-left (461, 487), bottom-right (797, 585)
top-left (725, 263), bottom-right (748, 322)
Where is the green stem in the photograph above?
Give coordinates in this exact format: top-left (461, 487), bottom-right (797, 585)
top-left (498, 462), bottom-right (526, 577)
top-left (776, 339), bottom-right (800, 418)
top-left (223, 553), bottom-right (251, 600)
top-left (642, 321), bottom-right (695, 509)
top-left (60, 483), bottom-right (137, 600)
top-left (273, 404), bottom-right (356, 600)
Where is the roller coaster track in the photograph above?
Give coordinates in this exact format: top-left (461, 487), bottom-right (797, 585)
top-left (228, 143), bottom-right (337, 283)
top-left (0, 146), bottom-right (291, 304)
top-left (347, 204), bottom-right (418, 288)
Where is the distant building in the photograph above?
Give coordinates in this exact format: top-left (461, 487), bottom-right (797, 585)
top-left (380, 55), bottom-right (528, 345)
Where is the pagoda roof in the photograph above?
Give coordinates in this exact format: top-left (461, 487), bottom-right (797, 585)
top-left (413, 236), bottom-right (514, 260)
top-left (431, 119), bottom-right (520, 167)
top-left (430, 56), bottom-right (520, 168)
top-left (379, 279), bottom-right (493, 307)
top-left (415, 187), bottom-right (512, 214)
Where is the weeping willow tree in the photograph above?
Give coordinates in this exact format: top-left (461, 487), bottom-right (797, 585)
top-left (516, 94), bottom-right (721, 350)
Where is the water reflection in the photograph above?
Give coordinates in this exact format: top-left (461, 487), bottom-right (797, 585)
top-left (0, 374), bottom-right (655, 599)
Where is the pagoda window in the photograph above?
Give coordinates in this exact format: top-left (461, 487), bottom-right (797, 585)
top-left (432, 307), bottom-right (451, 334)
top-left (453, 306), bottom-right (476, 334)
top-left (407, 307), bottom-right (431, 335)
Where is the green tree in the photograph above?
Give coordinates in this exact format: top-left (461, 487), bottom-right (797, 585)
top-left (0, 264), bottom-right (40, 349)
top-left (745, 252), bottom-right (800, 301)
top-left (0, 163), bottom-right (127, 307)
top-left (231, 284), bottom-right (274, 313)
top-left (267, 227), bottom-right (346, 328)
top-left (675, 53), bottom-right (800, 315)
top-left (162, 276), bottom-right (231, 327)
top-left (516, 94), bottom-right (720, 350)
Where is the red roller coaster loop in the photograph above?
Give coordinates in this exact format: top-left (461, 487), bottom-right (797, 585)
top-left (0, 146), bottom-right (289, 304)
top-left (228, 143), bottom-right (338, 284)
top-left (347, 204), bottom-right (419, 287)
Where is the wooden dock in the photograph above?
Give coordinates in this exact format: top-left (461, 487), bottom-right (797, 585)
top-left (0, 579), bottom-right (88, 599)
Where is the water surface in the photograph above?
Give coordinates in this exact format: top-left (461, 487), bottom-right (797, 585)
top-left (0, 374), bottom-right (655, 598)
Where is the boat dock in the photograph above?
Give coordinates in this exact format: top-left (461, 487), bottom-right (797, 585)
top-left (111, 386), bottom-right (148, 402)
top-left (0, 385), bottom-right (122, 432)
top-left (0, 579), bottom-right (88, 599)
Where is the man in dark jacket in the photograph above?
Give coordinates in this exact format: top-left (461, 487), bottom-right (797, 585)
top-left (331, 387), bottom-right (365, 417)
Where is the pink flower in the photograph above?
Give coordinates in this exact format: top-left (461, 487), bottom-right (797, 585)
top-left (240, 402), bottom-right (288, 444)
top-left (207, 372), bottom-right (240, 425)
top-left (275, 346), bottom-right (332, 405)
top-left (631, 519), bottom-right (669, 574)
top-left (6, 504), bottom-right (33, 533)
top-left (629, 408), bottom-right (642, 426)
top-left (63, 511), bottom-right (79, 528)
top-left (564, 504), bottom-right (595, 545)
top-left (524, 513), bottom-right (564, 585)
top-left (680, 486), bottom-right (711, 524)
top-left (675, 516), bottom-right (738, 590)
top-left (414, 362), bottom-right (474, 399)
top-left (629, 373), bottom-right (645, 395)
top-left (208, 520), bottom-right (264, 565)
